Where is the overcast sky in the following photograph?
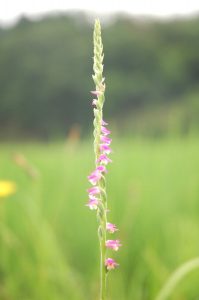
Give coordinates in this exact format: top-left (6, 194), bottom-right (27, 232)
top-left (1, 0), bottom-right (199, 25)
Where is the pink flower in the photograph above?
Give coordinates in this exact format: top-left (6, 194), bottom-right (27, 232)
top-left (106, 240), bottom-right (122, 251)
top-left (91, 90), bottom-right (102, 96)
top-left (101, 126), bottom-right (111, 136)
top-left (102, 120), bottom-right (108, 126)
top-left (106, 222), bottom-right (118, 233)
top-left (96, 165), bottom-right (107, 173)
top-left (87, 186), bottom-right (100, 195)
top-left (88, 169), bottom-right (102, 185)
top-left (86, 196), bottom-right (99, 210)
top-left (100, 135), bottom-right (112, 145)
top-left (105, 258), bottom-right (119, 270)
top-left (97, 154), bottom-right (112, 165)
top-left (100, 144), bottom-right (112, 154)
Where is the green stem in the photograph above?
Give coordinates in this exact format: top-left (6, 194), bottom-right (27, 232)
top-left (100, 234), bottom-right (106, 300)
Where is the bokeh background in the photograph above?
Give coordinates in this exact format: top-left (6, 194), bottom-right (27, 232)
top-left (0, 1), bottom-right (199, 299)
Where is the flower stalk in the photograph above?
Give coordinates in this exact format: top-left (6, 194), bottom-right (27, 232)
top-left (86, 19), bottom-right (121, 300)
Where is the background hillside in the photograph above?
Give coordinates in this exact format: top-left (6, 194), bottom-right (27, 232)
top-left (0, 13), bottom-right (199, 139)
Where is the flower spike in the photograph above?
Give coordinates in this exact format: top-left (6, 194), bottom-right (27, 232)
top-left (86, 19), bottom-right (120, 299)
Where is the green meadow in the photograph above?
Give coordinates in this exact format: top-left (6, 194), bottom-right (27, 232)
top-left (0, 138), bottom-right (199, 300)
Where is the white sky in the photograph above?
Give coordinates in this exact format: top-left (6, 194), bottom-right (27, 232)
top-left (0, 0), bottom-right (199, 25)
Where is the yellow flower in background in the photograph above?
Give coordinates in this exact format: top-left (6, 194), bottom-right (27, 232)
top-left (0, 181), bottom-right (16, 198)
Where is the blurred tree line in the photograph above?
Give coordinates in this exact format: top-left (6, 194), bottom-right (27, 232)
top-left (0, 13), bottom-right (199, 139)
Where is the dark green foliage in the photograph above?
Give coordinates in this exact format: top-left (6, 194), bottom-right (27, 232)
top-left (0, 13), bottom-right (199, 138)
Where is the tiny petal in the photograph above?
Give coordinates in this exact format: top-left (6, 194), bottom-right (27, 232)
top-left (106, 222), bottom-right (118, 233)
top-left (88, 170), bottom-right (102, 185)
top-left (105, 258), bottom-right (119, 270)
top-left (101, 126), bottom-right (111, 136)
top-left (100, 144), bottom-right (112, 154)
top-left (100, 135), bottom-right (112, 145)
top-left (97, 154), bottom-right (112, 165)
top-left (86, 197), bottom-right (99, 210)
top-left (87, 186), bottom-right (100, 195)
top-left (106, 240), bottom-right (122, 251)
top-left (91, 90), bottom-right (102, 96)
top-left (96, 165), bottom-right (107, 173)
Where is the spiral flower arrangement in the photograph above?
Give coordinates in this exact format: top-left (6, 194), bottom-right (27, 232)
top-left (86, 19), bottom-right (121, 300)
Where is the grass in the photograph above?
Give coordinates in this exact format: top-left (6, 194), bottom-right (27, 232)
top-left (0, 138), bottom-right (199, 300)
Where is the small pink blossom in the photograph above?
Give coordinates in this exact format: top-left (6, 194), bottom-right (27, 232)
top-left (100, 144), bottom-right (112, 154)
top-left (87, 186), bottom-right (100, 195)
top-left (106, 222), bottom-right (118, 233)
top-left (88, 169), bottom-right (102, 185)
top-left (91, 90), bottom-right (102, 96)
top-left (97, 154), bottom-right (112, 165)
top-left (100, 135), bottom-right (112, 145)
top-left (96, 165), bottom-right (107, 173)
top-left (105, 258), bottom-right (119, 270)
top-left (101, 126), bottom-right (111, 136)
top-left (106, 240), bottom-right (122, 251)
top-left (86, 197), bottom-right (99, 210)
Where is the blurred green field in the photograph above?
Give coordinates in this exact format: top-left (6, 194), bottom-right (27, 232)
top-left (0, 138), bottom-right (199, 300)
